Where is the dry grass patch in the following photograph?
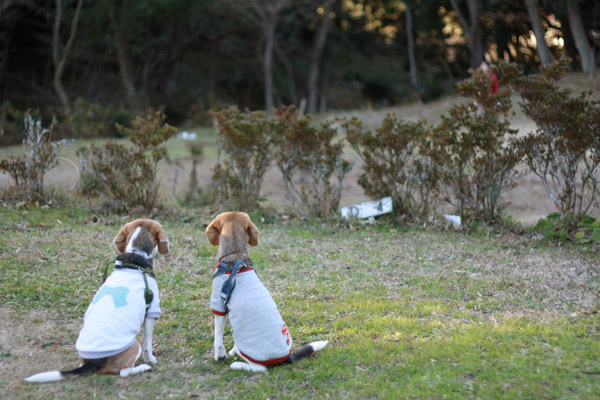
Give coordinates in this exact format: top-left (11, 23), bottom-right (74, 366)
top-left (1, 208), bottom-right (600, 398)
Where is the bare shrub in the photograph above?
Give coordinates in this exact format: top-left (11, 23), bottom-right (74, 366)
top-left (498, 58), bottom-right (600, 228)
top-left (57, 98), bottom-right (118, 138)
top-left (82, 111), bottom-right (177, 211)
top-left (210, 106), bottom-right (278, 211)
top-left (0, 103), bottom-right (43, 146)
top-left (422, 65), bottom-right (521, 223)
top-left (274, 106), bottom-right (353, 219)
top-left (0, 111), bottom-right (60, 202)
top-left (341, 114), bottom-right (437, 221)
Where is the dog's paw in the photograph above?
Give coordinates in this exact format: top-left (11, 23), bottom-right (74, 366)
top-left (143, 352), bottom-right (157, 364)
top-left (230, 361), bottom-right (267, 373)
top-left (120, 363), bottom-right (152, 377)
top-left (135, 364), bottom-right (152, 373)
top-left (228, 346), bottom-right (237, 357)
top-left (214, 345), bottom-right (227, 361)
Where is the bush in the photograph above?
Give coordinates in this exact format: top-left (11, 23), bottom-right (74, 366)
top-left (0, 111), bottom-right (60, 202)
top-left (498, 58), bottom-right (600, 229)
top-left (82, 112), bottom-right (177, 211)
top-left (0, 102), bottom-right (43, 146)
top-left (210, 106), bottom-right (278, 211)
top-left (56, 98), bottom-right (118, 139)
top-left (534, 213), bottom-right (600, 243)
top-left (421, 65), bottom-right (521, 223)
top-left (274, 106), bottom-right (353, 219)
top-left (182, 140), bottom-right (212, 206)
top-left (341, 113), bottom-right (437, 221)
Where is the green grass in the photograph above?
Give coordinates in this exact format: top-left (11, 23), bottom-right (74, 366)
top-left (1, 207), bottom-right (600, 399)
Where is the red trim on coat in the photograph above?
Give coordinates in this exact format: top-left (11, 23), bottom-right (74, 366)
top-left (212, 263), bottom-right (254, 275)
top-left (223, 267), bottom-right (253, 274)
top-left (239, 349), bottom-right (291, 365)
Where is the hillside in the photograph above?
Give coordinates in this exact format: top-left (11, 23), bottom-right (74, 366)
top-left (1, 72), bottom-right (599, 224)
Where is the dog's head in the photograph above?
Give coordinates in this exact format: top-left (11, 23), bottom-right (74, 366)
top-left (113, 219), bottom-right (170, 257)
top-left (205, 211), bottom-right (260, 248)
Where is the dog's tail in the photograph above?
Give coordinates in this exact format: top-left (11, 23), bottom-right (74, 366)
top-left (287, 340), bottom-right (328, 363)
top-left (25, 358), bottom-right (107, 383)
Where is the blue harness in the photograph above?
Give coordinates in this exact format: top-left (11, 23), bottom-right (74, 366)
top-left (214, 260), bottom-right (250, 314)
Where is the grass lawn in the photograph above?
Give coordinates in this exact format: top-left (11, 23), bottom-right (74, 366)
top-left (1, 206), bottom-right (599, 399)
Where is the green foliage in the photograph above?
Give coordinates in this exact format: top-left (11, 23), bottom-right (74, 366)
top-left (210, 106), bottom-right (278, 211)
top-left (0, 111), bottom-right (60, 202)
top-left (81, 112), bottom-right (177, 211)
top-left (498, 59), bottom-right (600, 228)
top-left (342, 113), bottom-right (437, 221)
top-left (535, 212), bottom-right (600, 244)
top-left (422, 65), bottom-right (521, 223)
top-left (274, 106), bottom-right (353, 219)
top-left (57, 98), bottom-right (120, 139)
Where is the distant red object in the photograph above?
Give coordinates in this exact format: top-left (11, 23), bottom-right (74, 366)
top-left (489, 71), bottom-right (499, 95)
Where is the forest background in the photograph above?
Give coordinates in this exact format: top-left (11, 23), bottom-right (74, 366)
top-left (1, 0), bottom-right (599, 143)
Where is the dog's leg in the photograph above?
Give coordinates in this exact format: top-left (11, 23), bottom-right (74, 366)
top-left (228, 345), bottom-right (267, 373)
top-left (120, 342), bottom-right (151, 377)
top-left (214, 314), bottom-right (227, 360)
top-left (120, 364), bottom-right (151, 377)
top-left (142, 317), bottom-right (157, 364)
top-left (228, 344), bottom-right (237, 357)
top-left (230, 361), bottom-right (267, 373)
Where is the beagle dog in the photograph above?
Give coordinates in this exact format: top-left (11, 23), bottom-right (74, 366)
top-left (25, 219), bottom-right (169, 383)
top-left (206, 211), bottom-right (327, 372)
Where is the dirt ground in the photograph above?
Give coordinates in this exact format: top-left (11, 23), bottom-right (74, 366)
top-left (2, 72), bottom-right (599, 225)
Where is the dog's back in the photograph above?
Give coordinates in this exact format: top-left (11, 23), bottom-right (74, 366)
top-left (211, 269), bottom-right (293, 364)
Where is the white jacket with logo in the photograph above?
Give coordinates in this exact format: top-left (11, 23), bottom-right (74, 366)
top-left (211, 269), bottom-right (292, 365)
top-left (76, 268), bottom-right (160, 359)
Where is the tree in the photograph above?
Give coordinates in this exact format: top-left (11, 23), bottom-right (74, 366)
top-left (307, 0), bottom-right (332, 114)
top-left (405, 2), bottom-right (417, 88)
top-left (524, 0), bottom-right (554, 65)
top-left (108, 0), bottom-right (137, 106)
top-left (566, 0), bottom-right (596, 74)
top-left (52, 0), bottom-right (84, 114)
top-left (223, 0), bottom-right (298, 112)
top-left (449, 0), bottom-right (484, 69)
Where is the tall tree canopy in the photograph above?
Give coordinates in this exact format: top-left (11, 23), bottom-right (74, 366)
top-left (0, 0), bottom-right (598, 122)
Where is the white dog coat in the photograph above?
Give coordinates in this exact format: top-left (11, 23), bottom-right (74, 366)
top-left (211, 268), bottom-right (292, 365)
top-left (76, 268), bottom-right (160, 359)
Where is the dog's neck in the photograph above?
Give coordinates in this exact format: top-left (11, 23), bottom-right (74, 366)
top-left (216, 231), bottom-right (252, 264)
top-left (117, 250), bottom-right (154, 269)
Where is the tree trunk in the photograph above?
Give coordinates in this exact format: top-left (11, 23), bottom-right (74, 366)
top-left (109, 3), bottom-right (138, 105)
top-left (567, 1), bottom-right (595, 74)
top-left (449, 0), bottom-right (484, 69)
top-left (275, 43), bottom-right (298, 105)
top-left (405, 3), bottom-right (418, 88)
top-left (525, 0), bottom-right (554, 65)
top-left (52, 0), bottom-right (83, 115)
top-left (307, 0), bottom-right (331, 114)
top-left (559, 13), bottom-right (579, 69)
top-left (264, 14), bottom-right (276, 112)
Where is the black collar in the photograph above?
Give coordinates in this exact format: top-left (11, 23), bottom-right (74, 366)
top-left (116, 252), bottom-right (154, 270)
top-left (213, 258), bottom-right (254, 279)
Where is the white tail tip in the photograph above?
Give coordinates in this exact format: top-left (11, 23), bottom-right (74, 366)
top-left (25, 371), bottom-right (63, 383)
top-left (310, 340), bottom-right (328, 352)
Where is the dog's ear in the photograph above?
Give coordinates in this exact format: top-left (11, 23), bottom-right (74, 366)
top-left (113, 222), bottom-right (131, 253)
top-left (152, 222), bottom-right (170, 255)
top-left (206, 215), bottom-right (223, 246)
top-left (245, 215), bottom-right (260, 246)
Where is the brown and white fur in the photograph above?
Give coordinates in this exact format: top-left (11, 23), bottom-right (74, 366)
top-left (206, 211), bottom-right (328, 373)
top-left (25, 219), bottom-right (169, 383)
